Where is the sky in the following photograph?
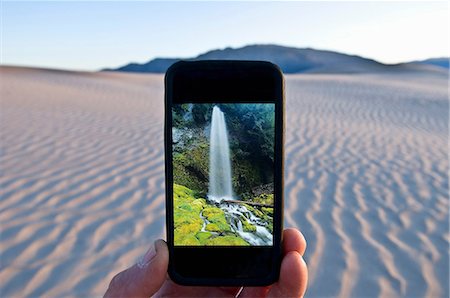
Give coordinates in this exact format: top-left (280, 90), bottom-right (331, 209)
top-left (1, 1), bottom-right (449, 71)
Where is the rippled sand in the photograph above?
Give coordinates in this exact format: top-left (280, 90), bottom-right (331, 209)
top-left (0, 66), bottom-right (448, 297)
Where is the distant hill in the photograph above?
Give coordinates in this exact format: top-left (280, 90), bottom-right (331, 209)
top-left (107, 44), bottom-right (447, 74)
top-left (413, 58), bottom-right (449, 69)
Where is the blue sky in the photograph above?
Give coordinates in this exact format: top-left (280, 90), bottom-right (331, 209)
top-left (2, 1), bottom-right (449, 71)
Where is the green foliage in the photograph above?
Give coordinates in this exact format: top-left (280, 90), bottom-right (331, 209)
top-left (231, 159), bottom-right (260, 198)
top-left (252, 193), bottom-right (274, 206)
top-left (192, 105), bottom-right (212, 126)
top-left (221, 103), bottom-right (275, 162)
top-left (172, 138), bottom-right (209, 197)
top-left (220, 104), bottom-right (275, 194)
top-left (172, 104), bottom-right (193, 127)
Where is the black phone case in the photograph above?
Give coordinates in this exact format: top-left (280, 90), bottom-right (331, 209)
top-left (164, 60), bottom-right (284, 286)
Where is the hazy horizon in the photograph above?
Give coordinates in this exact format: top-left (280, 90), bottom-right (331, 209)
top-left (2, 1), bottom-right (449, 71)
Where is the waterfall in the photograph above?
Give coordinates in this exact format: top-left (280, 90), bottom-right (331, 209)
top-left (208, 106), bottom-right (233, 202)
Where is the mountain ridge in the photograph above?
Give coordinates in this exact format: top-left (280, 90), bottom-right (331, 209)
top-left (106, 44), bottom-right (448, 74)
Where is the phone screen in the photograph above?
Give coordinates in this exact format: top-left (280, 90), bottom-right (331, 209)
top-left (172, 103), bottom-right (275, 247)
top-left (166, 61), bottom-right (283, 285)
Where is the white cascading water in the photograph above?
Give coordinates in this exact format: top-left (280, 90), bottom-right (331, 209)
top-left (208, 106), bottom-right (233, 201)
top-left (206, 106), bottom-right (273, 245)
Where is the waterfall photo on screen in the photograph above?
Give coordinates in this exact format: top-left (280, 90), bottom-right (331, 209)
top-left (172, 103), bottom-right (275, 246)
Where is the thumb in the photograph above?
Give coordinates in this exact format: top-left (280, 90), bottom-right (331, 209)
top-left (104, 239), bottom-right (169, 298)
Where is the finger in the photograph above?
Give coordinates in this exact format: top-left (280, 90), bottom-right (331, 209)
top-left (283, 228), bottom-right (307, 256)
top-left (104, 240), bottom-right (169, 298)
top-left (267, 251), bottom-right (308, 298)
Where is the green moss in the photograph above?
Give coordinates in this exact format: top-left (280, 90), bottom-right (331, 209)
top-left (205, 223), bottom-right (220, 232)
top-left (179, 203), bottom-right (193, 211)
top-left (205, 235), bottom-right (250, 246)
top-left (239, 216), bottom-right (257, 232)
top-left (175, 220), bottom-right (202, 233)
top-left (195, 231), bottom-right (212, 243)
top-left (177, 234), bottom-right (201, 245)
top-left (231, 158), bottom-right (261, 196)
top-left (172, 136), bottom-right (209, 195)
top-left (192, 198), bottom-right (206, 209)
top-left (202, 206), bottom-right (231, 232)
top-left (173, 183), bottom-right (253, 246)
top-left (252, 193), bottom-right (274, 206)
top-left (261, 207), bottom-right (273, 216)
top-left (174, 184), bottom-right (204, 245)
top-left (241, 203), bottom-right (273, 234)
top-left (202, 206), bottom-right (222, 217)
top-left (242, 203), bottom-right (265, 218)
top-left (266, 221), bottom-right (273, 234)
top-left (174, 183), bottom-right (192, 196)
top-left (241, 203), bottom-right (252, 211)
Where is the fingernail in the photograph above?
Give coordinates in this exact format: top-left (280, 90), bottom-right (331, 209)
top-left (137, 243), bottom-right (157, 269)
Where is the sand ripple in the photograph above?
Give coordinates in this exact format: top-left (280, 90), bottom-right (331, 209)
top-left (284, 73), bottom-right (449, 297)
top-left (1, 67), bottom-right (448, 297)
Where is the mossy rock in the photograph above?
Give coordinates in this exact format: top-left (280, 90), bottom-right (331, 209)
top-left (242, 203), bottom-right (265, 218)
top-left (174, 205), bottom-right (203, 230)
top-left (192, 198), bottom-right (206, 209)
top-left (202, 206), bottom-right (223, 217)
top-left (205, 235), bottom-right (250, 246)
top-left (174, 221), bottom-right (202, 234)
top-left (172, 134), bottom-right (209, 194)
top-left (261, 207), bottom-right (273, 216)
top-left (205, 223), bottom-right (221, 232)
top-left (238, 215), bottom-right (256, 232)
top-left (241, 203), bottom-right (252, 212)
top-left (240, 203), bottom-right (273, 234)
top-left (178, 203), bottom-right (194, 212)
top-left (252, 193), bottom-right (274, 206)
top-left (195, 231), bottom-right (212, 243)
top-left (216, 222), bottom-right (232, 232)
top-left (177, 234), bottom-right (201, 245)
top-left (266, 221), bottom-right (273, 234)
top-left (173, 183), bottom-right (204, 245)
top-left (174, 183), bottom-right (195, 199)
top-left (202, 206), bottom-right (231, 232)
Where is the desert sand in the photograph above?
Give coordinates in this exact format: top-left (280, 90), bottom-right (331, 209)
top-left (0, 66), bottom-right (448, 297)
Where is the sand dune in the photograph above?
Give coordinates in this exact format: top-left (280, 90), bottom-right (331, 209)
top-left (0, 66), bottom-right (448, 297)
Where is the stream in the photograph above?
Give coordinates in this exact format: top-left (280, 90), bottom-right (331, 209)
top-left (202, 198), bottom-right (273, 246)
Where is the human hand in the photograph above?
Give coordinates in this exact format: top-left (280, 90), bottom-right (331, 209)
top-left (104, 228), bottom-right (308, 297)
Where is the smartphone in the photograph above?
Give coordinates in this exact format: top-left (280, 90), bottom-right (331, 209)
top-left (164, 60), bottom-right (284, 286)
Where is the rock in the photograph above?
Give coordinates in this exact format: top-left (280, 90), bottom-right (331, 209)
top-left (251, 183), bottom-right (274, 197)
